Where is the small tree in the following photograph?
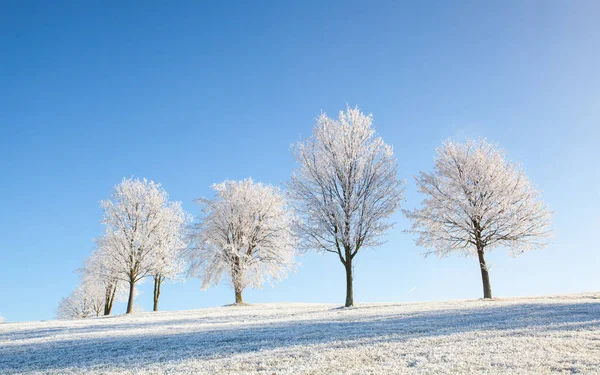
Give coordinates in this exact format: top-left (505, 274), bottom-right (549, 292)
top-left (56, 284), bottom-right (103, 319)
top-left (82, 243), bottom-right (124, 315)
top-left (56, 290), bottom-right (89, 320)
top-left (100, 177), bottom-right (186, 313)
top-left (288, 107), bottom-right (404, 307)
top-left (149, 204), bottom-right (188, 311)
top-left (404, 139), bottom-right (553, 298)
top-left (186, 179), bottom-right (297, 304)
top-left (82, 279), bottom-right (106, 317)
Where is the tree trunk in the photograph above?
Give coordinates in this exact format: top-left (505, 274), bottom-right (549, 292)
top-left (235, 288), bottom-right (243, 304)
top-left (344, 259), bottom-right (354, 307)
top-left (477, 247), bottom-right (492, 299)
top-left (126, 280), bottom-right (135, 314)
top-left (108, 285), bottom-right (116, 314)
top-left (153, 276), bottom-right (162, 312)
top-left (104, 284), bottom-right (116, 316)
top-left (231, 257), bottom-right (244, 304)
top-left (104, 292), bottom-right (111, 316)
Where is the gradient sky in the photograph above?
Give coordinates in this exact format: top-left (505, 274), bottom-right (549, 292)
top-left (1, 1), bottom-right (599, 322)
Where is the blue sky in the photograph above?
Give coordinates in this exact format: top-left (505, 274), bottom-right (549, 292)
top-left (1, 1), bottom-right (598, 322)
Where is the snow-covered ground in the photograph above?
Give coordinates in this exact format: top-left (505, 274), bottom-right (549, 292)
top-left (1, 294), bottom-right (599, 374)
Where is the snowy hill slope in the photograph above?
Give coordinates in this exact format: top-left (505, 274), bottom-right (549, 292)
top-left (1, 294), bottom-right (599, 374)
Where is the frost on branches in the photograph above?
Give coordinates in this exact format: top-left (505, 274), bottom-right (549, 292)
top-left (81, 244), bottom-right (124, 316)
top-left (56, 247), bottom-right (123, 319)
top-left (100, 178), bottom-right (188, 313)
top-left (288, 107), bottom-right (405, 307)
top-left (404, 139), bottom-right (553, 298)
top-left (148, 203), bottom-right (189, 312)
top-left (56, 283), bottom-right (104, 320)
top-left (186, 179), bottom-right (297, 304)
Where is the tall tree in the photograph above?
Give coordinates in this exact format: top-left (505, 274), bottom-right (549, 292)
top-left (404, 139), bottom-right (553, 298)
top-left (288, 107), bottom-right (404, 307)
top-left (186, 179), bottom-right (297, 304)
top-left (100, 177), bottom-right (186, 314)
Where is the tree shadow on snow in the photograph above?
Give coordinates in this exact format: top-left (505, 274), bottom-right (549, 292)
top-left (0, 300), bottom-right (598, 373)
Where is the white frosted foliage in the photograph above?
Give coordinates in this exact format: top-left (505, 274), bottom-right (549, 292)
top-left (405, 139), bottom-right (553, 257)
top-left (288, 106), bottom-right (404, 306)
top-left (99, 177), bottom-right (188, 313)
top-left (186, 178), bottom-right (297, 303)
top-left (55, 283), bottom-right (103, 320)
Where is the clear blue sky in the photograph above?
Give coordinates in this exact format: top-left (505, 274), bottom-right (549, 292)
top-left (1, 1), bottom-right (598, 322)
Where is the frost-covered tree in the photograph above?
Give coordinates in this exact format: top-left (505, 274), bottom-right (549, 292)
top-left (186, 179), bottom-right (297, 304)
top-left (81, 243), bottom-right (124, 316)
top-left (56, 289), bottom-right (89, 320)
top-left (100, 177), bottom-right (187, 314)
top-left (149, 204), bottom-right (188, 311)
top-left (288, 107), bottom-right (404, 307)
top-left (81, 278), bottom-right (107, 317)
top-left (56, 283), bottom-right (103, 319)
top-left (404, 139), bottom-right (553, 299)
top-left (58, 260), bottom-right (110, 320)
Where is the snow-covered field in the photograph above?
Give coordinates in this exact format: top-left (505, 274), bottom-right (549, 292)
top-left (1, 294), bottom-right (599, 374)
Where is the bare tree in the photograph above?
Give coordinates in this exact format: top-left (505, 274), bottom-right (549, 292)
top-left (186, 179), bottom-right (297, 305)
top-left (404, 139), bottom-right (553, 298)
top-left (100, 177), bottom-right (186, 313)
top-left (288, 106), bottom-right (404, 307)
